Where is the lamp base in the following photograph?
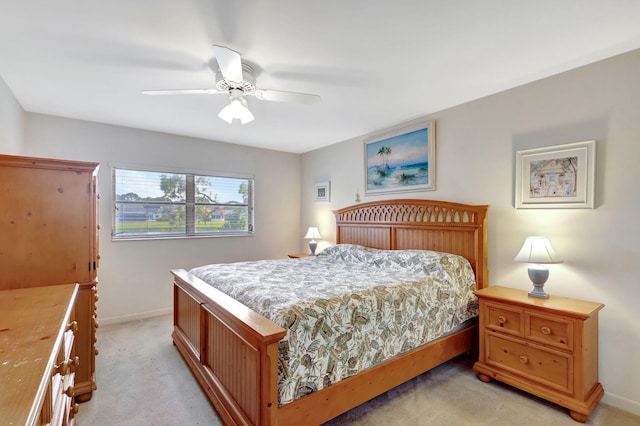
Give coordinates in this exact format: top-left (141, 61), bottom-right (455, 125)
top-left (308, 240), bottom-right (317, 256)
top-left (527, 265), bottom-right (550, 298)
top-left (528, 283), bottom-right (549, 299)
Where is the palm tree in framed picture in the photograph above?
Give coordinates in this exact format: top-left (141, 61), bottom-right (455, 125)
top-left (377, 145), bottom-right (392, 177)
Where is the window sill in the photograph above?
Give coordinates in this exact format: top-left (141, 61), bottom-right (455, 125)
top-left (111, 232), bottom-right (254, 242)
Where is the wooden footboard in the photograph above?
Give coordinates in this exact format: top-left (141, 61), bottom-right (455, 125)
top-left (172, 269), bottom-right (286, 425)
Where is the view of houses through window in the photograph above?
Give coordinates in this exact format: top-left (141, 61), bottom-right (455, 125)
top-left (112, 167), bottom-right (254, 239)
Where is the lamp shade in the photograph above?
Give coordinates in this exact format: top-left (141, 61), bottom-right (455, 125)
top-left (304, 227), bottom-right (321, 240)
top-left (218, 89), bottom-right (255, 124)
top-left (514, 236), bottom-right (563, 264)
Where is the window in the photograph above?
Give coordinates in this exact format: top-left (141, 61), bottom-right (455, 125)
top-left (112, 166), bottom-right (254, 240)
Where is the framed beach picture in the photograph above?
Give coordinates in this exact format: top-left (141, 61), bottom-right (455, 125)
top-left (515, 140), bottom-right (595, 209)
top-left (364, 120), bottom-right (435, 195)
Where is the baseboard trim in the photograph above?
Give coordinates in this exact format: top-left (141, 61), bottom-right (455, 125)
top-left (602, 392), bottom-right (640, 416)
top-left (100, 307), bottom-right (172, 326)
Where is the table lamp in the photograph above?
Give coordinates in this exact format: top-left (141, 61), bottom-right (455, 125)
top-left (304, 227), bottom-right (321, 255)
top-left (514, 236), bottom-right (563, 298)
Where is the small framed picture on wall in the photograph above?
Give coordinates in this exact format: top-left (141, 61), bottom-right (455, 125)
top-left (314, 181), bottom-right (330, 202)
top-left (515, 140), bottom-right (595, 209)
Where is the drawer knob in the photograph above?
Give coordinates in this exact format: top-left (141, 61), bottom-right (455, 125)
top-left (498, 316), bottom-right (506, 325)
top-left (64, 385), bottom-right (75, 397)
top-left (519, 355), bottom-right (529, 365)
top-left (67, 321), bottom-right (78, 332)
top-left (541, 326), bottom-right (551, 335)
top-left (56, 360), bottom-right (70, 376)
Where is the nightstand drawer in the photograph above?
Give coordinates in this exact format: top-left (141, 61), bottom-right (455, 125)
top-left (486, 302), bottom-right (522, 337)
top-left (526, 312), bottom-right (573, 351)
top-left (486, 332), bottom-right (572, 394)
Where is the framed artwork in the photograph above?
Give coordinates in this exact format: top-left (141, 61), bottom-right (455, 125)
top-left (515, 140), bottom-right (595, 209)
top-left (364, 120), bottom-right (435, 195)
top-left (314, 181), bottom-right (330, 202)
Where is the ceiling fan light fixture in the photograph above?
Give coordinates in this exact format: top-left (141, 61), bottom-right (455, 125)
top-left (143, 45), bottom-right (320, 123)
top-left (218, 89), bottom-right (254, 124)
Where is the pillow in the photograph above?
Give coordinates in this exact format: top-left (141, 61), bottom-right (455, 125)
top-left (317, 244), bottom-right (381, 263)
top-left (319, 244), bottom-right (471, 278)
top-left (319, 244), bottom-right (433, 268)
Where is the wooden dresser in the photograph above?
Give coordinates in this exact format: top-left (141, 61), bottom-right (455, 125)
top-left (473, 286), bottom-right (605, 423)
top-left (0, 154), bottom-right (100, 402)
top-left (0, 284), bottom-right (79, 425)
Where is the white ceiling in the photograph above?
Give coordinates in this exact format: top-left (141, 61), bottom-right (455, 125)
top-left (2, 1), bottom-right (640, 154)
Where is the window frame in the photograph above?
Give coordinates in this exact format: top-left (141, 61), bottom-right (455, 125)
top-left (111, 163), bottom-right (254, 241)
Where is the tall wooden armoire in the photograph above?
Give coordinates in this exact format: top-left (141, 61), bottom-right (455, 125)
top-left (0, 154), bottom-right (100, 402)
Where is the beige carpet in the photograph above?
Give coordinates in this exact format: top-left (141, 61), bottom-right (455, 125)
top-left (76, 314), bottom-right (639, 426)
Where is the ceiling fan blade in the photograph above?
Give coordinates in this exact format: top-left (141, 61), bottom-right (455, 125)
top-left (254, 89), bottom-right (321, 104)
top-left (142, 89), bottom-right (219, 95)
top-left (212, 45), bottom-right (243, 83)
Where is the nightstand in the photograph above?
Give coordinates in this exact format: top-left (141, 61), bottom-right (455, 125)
top-left (472, 286), bottom-right (604, 423)
top-left (288, 253), bottom-right (309, 258)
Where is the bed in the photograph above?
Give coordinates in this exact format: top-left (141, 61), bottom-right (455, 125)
top-left (171, 199), bottom-right (489, 425)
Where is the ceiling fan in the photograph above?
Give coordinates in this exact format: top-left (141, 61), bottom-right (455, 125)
top-left (142, 45), bottom-right (321, 124)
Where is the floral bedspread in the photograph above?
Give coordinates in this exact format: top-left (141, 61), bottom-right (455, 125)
top-left (189, 244), bottom-right (478, 405)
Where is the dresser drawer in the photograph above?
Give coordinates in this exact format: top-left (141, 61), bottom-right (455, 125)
top-left (485, 302), bottom-right (523, 337)
top-left (485, 331), bottom-right (573, 394)
top-left (526, 312), bottom-right (573, 351)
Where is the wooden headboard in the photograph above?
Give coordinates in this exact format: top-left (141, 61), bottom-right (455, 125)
top-left (333, 199), bottom-right (489, 289)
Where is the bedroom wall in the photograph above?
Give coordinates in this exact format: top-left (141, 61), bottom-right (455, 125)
top-left (0, 74), bottom-right (25, 154)
top-left (301, 49), bottom-right (640, 414)
top-left (22, 114), bottom-right (302, 323)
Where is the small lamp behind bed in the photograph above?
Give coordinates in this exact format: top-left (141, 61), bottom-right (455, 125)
top-left (304, 227), bottom-right (322, 255)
